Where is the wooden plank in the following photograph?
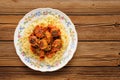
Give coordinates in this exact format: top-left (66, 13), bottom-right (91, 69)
top-left (0, 24), bottom-right (15, 40)
top-left (0, 41), bottom-right (119, 66)
top-left (0, 67), bottom-right (120, 80)
top-left (1, 15), bottom-right (120, 24)
top-left (0, 0), bottom-right (120, 15)
top-left (76, 25), bottom-right (120, 40)
top-left (1, 24), bottom-right (120, 40)
top-left (0, 15), bottom-right (23, 24)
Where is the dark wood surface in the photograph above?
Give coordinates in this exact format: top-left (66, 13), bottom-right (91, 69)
top-left (1, 0), bottom-right (120, 80)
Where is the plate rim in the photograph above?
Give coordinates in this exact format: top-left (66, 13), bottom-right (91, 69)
top-left (14, 8), bottom-right (78, 72)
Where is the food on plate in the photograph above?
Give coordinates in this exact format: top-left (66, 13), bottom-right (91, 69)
top-left (20, 15), bottom-right (69, 65)
top-left (29, 25), bottom-right (62, 60)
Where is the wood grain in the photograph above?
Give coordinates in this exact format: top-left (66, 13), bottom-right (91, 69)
top-left (1, 0), bottom-right (120, 80)
top-left (1, 15), bottom-right (120, 24)
top-left (0, 41), bottom-right (120, 66)
top-left (0, 0), bottom-right (120, 15)
top-left (0, 67), bottom-right (120, 80)
top-left (1, 15), bottom-right (120, 40)
top-left (1, 24), bottom-right (120, 40)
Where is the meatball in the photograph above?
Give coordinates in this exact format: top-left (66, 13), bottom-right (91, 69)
top-left (34, 25), bottom-right (45, 38)
top-left (29, 35), bottom-right (38, 48)
top-left (29, 35), bottom-right (37, 44)
top-left (38, 39), bottom-right (48, 50)
top-left (52, 39), bottom-right (62, 52)
top-left (50, 27), bottom-right (61, 37)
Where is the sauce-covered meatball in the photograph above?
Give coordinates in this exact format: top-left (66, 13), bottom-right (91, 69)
top-left (51, 27), bottom-right (61, 37)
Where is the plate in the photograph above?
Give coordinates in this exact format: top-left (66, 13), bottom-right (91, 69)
top-left (14, 8), bottom-right (78, 72)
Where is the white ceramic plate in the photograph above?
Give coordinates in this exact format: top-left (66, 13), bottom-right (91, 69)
top-left (14, 8), bottom-right (78, 72)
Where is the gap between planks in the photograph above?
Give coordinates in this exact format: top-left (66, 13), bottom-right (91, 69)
top-left (1, 0), bottom-right (120, 15)
top-left (1, 24), bottom-right (120, 40)
top-left (0, 15), bottom-right (120, 41)
top-left (1, 14), bottom-right (120, 41)
top-left (0, 66), bottom-right (120, 80)
top-left (0, 41), bottom-right (120, 66)
top-left (1, 15), bottom-right (120, 24)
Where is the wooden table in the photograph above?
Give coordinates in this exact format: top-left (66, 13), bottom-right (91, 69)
top-left (1, 0), bottom-right (120, 80)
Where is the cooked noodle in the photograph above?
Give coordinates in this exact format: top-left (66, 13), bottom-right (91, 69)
top-left (20, 15), bottom-right (69, 65)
